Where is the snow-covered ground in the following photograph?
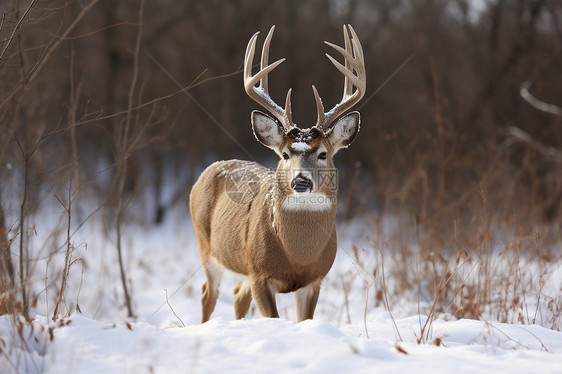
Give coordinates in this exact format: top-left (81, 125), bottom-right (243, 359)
top-left (1, 201), bottom-right (561, 373)
top-left (4, 312), bottom-right (562, 373)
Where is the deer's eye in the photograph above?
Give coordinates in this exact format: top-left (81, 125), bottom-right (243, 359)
top-left (318, 152), bottom-right (327, 160)
top-left (282, 152), bottom-right (290, 160)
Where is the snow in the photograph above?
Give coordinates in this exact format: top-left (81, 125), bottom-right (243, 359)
top-left (1, 200), bottom-right (561, 373)
top-left (295, 128), bottom-right (313, 142)
top-left (252, 86), bottom-right (285, 115)
top-left (291, 141), bottom-right (312, 152)
top-left (2, 313), bottom-right (562, 373)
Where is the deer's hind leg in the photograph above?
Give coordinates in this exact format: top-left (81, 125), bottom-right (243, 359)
top-left (294, 280), bottom-right (321, 322)
top-left (200, 255), bottom-right (224, 323)
top-left (233, 280), bottom-right (252, 319)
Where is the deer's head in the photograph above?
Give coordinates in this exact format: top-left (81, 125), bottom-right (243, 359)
top-left (244, 25), bottom-right (365, 197)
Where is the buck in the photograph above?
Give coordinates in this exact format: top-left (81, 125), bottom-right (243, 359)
top-left (190, 25), bottom-right (366, 322)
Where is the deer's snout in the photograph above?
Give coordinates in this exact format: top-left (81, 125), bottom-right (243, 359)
top-left (291, 175), bottom-right (313, 193)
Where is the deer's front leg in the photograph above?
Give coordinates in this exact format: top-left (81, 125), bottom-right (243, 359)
top-left (294, 280), bottom-right (321, 322)
top-left (250, 276), bottom-right (279, 318)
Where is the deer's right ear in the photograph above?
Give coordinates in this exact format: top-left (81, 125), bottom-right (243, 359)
top-left (252, 110), bottom-right (285, 149)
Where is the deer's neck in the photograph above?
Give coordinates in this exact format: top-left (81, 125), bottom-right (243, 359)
top-left (273, 192), bottom-right (337, 266)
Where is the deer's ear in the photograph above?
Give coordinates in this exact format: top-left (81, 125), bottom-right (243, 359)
top-left (328, 111), bottom-right (360, 153)
top-left (252, 110), bottom-right (285, 149)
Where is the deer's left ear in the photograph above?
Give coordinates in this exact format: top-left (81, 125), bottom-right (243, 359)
top-left (327, 111), bottom-right (360, 153)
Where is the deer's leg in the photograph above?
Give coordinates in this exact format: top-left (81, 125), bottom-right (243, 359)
top-left (233, 280), bottom-right (252, 319)
top-left (294, 280), bottom-right (321, 322)
top-left (201, 257), bottom-right (223, 323)
top-left (249, 277), bottom-right (279, 318)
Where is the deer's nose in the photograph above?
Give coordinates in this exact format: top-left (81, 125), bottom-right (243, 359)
top-left (291, 175), bottom-right (312, 193)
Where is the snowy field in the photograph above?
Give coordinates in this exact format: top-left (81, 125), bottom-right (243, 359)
top-left (1, 202), bottom-right (561, 373)
top-left (4, 313), bottom-right (562, 373)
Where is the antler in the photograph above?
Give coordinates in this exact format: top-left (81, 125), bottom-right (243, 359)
top-left (313, 24), bottom-right (366, 132)
top-left (244, 26), bottom-right (293, 132)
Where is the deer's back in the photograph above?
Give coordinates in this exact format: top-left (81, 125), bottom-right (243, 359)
top-left (190, 160), bottom-right (274, 274)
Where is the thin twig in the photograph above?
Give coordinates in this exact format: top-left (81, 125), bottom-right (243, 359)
top-left (146, 51), bottom-right (254, 160)
top-left (25, 0), bottom-right (100, 85)
top-left (38, 63), bottom-right (243, 143)
top-left (61, 21), bottom-right (138, 40)
top-left (357, 50), bottom-right (417, 111)
top-left (114, 0), bottom-right (144, 318)
top-left (363, 284), bottom-right (370, 339)
top-left (14, 133), bottom-right (29, 315)
top-left (379, 250), bottom-right (403, 341)
top-left (52, 179), bottom-right (73, 320)
top-left (0, 0), bottom-right (37, 63)
top-left (165, 289), bottom-right (185, 327)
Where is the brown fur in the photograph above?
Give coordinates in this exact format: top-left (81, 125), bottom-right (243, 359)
top-left (190, 158), bottom-right (338, 322)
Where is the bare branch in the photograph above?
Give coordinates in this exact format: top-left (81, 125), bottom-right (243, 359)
top-left (40, 65), bottom-right (243, 142)
top-left (520, 80), bottom-right (562, 117)
top-left (114, 0), bottom-right (145, 319)
top-left (0, 0), bottom-right (38, 64)
top-left (508, 126), bottom-right (562, 162)
top-left (25, 0), bottom-right (100, 85)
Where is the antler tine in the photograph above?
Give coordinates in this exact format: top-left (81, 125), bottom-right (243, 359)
top-left (349, 25), bottom-right (365, 63)
top-left (244, 32), bottom-right (259, 82)
top-left (244, 26), bottom-right (293, 131)
top-left (285, 88), bottom-right (293, 126)
top-left (260, 26), bottom-right (275, 92)
top-left (312, 85), bottom-right (325, 127)
top-left (315, 24), bottom-right (366, 132)
top-left (342, 25), bottom-right (353, 99)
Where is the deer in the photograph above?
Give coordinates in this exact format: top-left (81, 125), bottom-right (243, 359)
top-left (190, 24), bottom-right (366, 323)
